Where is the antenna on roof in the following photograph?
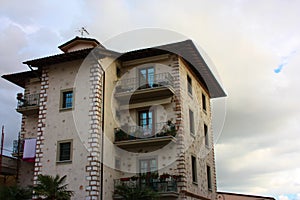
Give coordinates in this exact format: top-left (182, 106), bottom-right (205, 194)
top-left (77, 27), bottom-right (89, 37)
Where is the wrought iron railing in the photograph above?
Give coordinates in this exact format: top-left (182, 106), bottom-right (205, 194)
top-left (115, 121), bottom-right (176, 142)
top-left (115, 72), bottom-right (174, 93)
top-left (114, 176), bottom-right (178, 193)
top-left (17, 93), bottom-right (40, 109)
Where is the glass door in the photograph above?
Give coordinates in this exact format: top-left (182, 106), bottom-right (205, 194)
top-left (139, 67), bottom-right (154, 88)
top-left (138, 110), bottom-right (153, 137)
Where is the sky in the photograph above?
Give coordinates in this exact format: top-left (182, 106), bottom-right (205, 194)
top-left (0, 1), bottom-right (300, 199)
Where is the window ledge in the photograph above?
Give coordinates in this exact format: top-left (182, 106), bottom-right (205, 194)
top-left (59, 107), bottom-right (73, 112)
top-left (192, 181), bottom-right (198, 185)
top-left (56, 160), bottom-right (72, 164)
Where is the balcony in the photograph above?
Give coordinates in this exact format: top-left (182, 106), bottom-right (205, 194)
top-left (114, 72), bottom-right (175, 104)
top-left (12, 139), bottom-right (24, 157)
top-left (114, 122), bottom-right (177, 151)
top-left (16, 93), bottom-right (40, 115)
top-left (113, 174), bottom-right (179, 199)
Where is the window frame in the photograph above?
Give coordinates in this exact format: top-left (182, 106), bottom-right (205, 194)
top-left (207, 165), bottom-right (212, 191)
top-left (191, 155), bottom-right (197, 184)
top-left (138, 157), bottom-right (158, 174)
top-left (56, 140), bottom-right (73, 163)
top-left (138, 66), bottom-right (155, 88)
top-left (187, 74), bottom-right (192, 95)
top-left (60, 88), bottom-right (74, 111)
top-left (204, 124), bottom-right (209, 147)
top-left (189, 109), bottom-right (195, 136)
top-left (137, 107), bottom-right (155, 137)
top-left (202, 93), bottom-right (207, 112)
top-left (115, 157), bottom-right (121, 170)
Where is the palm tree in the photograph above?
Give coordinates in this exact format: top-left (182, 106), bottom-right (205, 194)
top-left (33, 174), bottom-right (74, 200)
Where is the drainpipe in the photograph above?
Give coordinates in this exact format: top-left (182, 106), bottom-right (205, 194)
top-left (0, 125), bottom-right (4, 175)
top-left (16, 131), bottom-right (21, 183)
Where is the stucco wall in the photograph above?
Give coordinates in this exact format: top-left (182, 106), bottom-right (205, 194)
top-left (39, 59), bottom-right (90, 199)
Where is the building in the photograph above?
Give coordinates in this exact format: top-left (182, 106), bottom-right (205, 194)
top-left (0, 155), bottom-right (18, 186)
top-left (2, 36), bottom-right (226, 199)
top-left (217, 192), bottom-right (276, 200)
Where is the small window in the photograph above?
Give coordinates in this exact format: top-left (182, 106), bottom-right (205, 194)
top-left (57, 140), bottom-right (72, 162)
top-left (60, 89), bottom-right (73, 110)
top-left (187, 75), bottom-right (192, 95)
top-left (191, 155), bottom-right (197, 183)
top-left (189, 109), bottom-right (195, 135)
top-left (204, 124), bottom-right (209, 147)
top-left (207, 165), bottom-right (212, 190)
top-left (202, 93), bottom-right (206, 111)
top-left (115, 157), bottom-right (121, 170)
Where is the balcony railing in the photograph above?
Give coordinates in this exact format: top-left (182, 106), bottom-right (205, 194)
top-left (12, 139), bottom-right (24, 157)
top-left (115, 72), bottom-right (174, 93)
top-left (115, 121), bottom-right (176, 142)
top-left (17, 93), bottom-right (40, 109)
top-left (114, 176), bottom-right (178, 194)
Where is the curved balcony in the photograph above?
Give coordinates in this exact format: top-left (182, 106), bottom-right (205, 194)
top-left (113, 174), bottom-right (179, 199)
top-left (114, 72), bottom-right (175, 104)
top-left (114, 122), bottom-right (177, 151)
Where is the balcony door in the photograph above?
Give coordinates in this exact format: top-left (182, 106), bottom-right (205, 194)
top-left (139, 67), bottom-right (154, 88)
top-left (139, 158), bottom-right (157, 174)
top-left (138, 110), bottom-right (153, 137)
top-left (139, 158), bottom-right (157, 186)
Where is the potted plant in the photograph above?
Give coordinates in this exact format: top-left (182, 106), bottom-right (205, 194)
top-left (130, 176), bottom-right (139, 181)
top-left (159, 173), bottom-right (170, 181)
top-left (172, 174), bottom-right (182, 180)
top-left (150, 172), bottom-right (159, 180)
top-left (120, 177), bottom-right (130, 182)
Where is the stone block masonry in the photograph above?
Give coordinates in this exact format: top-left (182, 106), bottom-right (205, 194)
top-left (33, 68), bottom-right (49, 199)
top-left (86, 63), bottom-right (104, 200)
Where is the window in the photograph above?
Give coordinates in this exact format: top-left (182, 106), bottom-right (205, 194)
top-left (187, 75), bottom-right (192, 95)
top-left (189, 109), bottom-right (195, 135)
top-left (204, 124), bottom-right (209, 147)
top-left (191, 155), bottom-right (197, 183)
top-left (139, 67), bottom-right (154, 88)
top-left (115, 157), bottom-right (121, 170)
top-left (139, 158), bottom-right (157, 174)
top-left (202, 93), bottom-right (206, 111)
top-left (207, 165), bottom-right (212, 190)
top-left (60, 89), bottom-right (73, 110)
top-left (138, 109), bottom-right (153, 137)
top-left (57, 140), bottom-right (72, 162)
